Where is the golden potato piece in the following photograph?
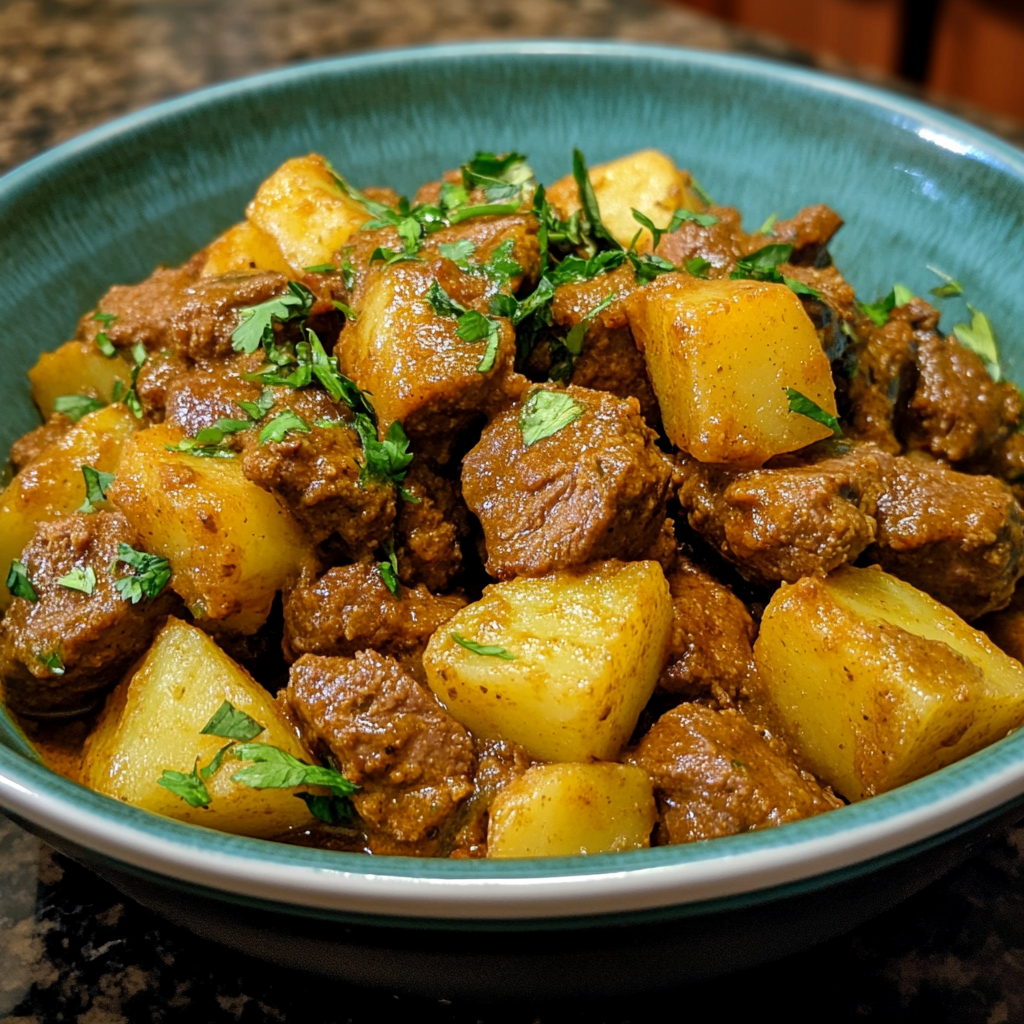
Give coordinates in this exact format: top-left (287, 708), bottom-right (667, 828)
top-left (0, 404), bottom-right (139, 609)
top-left (82, 618), bottom-right (317, 837)
top-left (109, 423), bottom-right (316, 633)
top-left (200, 221), bottom-right (294, 278)
top-left (246, 154), bottom-right (371, 274)
top-left (628, 275), bottom-right (837, 466)
top-left (487, 762), bottom-right (656, 858)
top-left (753, 565), bottom-right (1024, 801)
top-left (423, 560), bottom-right (672, 762)
top-left (28, 341), bottom-right (131, 419)
top-left (546, 149), bottom-right (704, 248)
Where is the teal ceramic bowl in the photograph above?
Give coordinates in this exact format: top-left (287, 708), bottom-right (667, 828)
top-left (3, 41), bottom-right (1024, 999)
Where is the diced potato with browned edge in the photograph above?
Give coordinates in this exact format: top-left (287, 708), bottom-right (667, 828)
top-left (200, 221), bottom-right (295, 278)
top-left (0, 404), bottom-right (139, 609)
top-left (487, 762), bottom-right (656, 858)
top-left (246, 154), bottom-right (371, 274)
top-left (546, 149), bottom-right (704, 249)
top-left (753, 565), bottom-right (1024, 801)
top-left (628, 276), bottom-right (837, 467)
top-left (423, 560), bottom-right (672, 762)
top-left (82, 618), bottom-right (317, 837)
top-left (28, 341), bottom-right (132, 418)
top-left (109, 423), bottom-right (316, 633)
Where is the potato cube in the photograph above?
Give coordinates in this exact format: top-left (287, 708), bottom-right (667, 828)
top-left (109, 423), bottom-right (316, 632)
top-left (753, 565), bottom-right (1024, 801)
top-left (487, 762), bottom-right (656, 858)
top-left (628, 276), bottom-right (838, 466)
top-left (28, 341), bottom-right (132, 419)
top-left (200, 221), bottom-right (295, 278)
top-left (0, 404), bottom-right (139, 609)
top-left (82, 618), bottom-right (317, 837)
top-left (423, 560), bottom-right (672, 762)
top-left (246, 154), bottom-right (371, 274)
top-left (546, 149), bottom-right (704, 249)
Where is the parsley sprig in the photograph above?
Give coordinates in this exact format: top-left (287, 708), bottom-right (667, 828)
top-left (6, 560), bottom-right (38, 602)
top-left (856, 283), bottom-right (915, 326)
top-left (352, 415), bottom-right (415, 497)
top-left (57, 566), bottom-right (97, 595)
top-left (110, 544), bottom-right (171, 603)
top-left (78, 465), bottom-right (115, 513)
top-left (786, 388), bottom-right (842, 437)
top-left (730, 244), bottom-right (821, 298)
top-left (424, 280), bottom-right (502, 373)
top-left (231, 282), bottom-right (315, 355)
top-left (519, 389), bottom-right (585, 447)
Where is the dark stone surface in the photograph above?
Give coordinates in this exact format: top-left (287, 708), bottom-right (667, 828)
top-left (5, 1), bottom-right (1024, 1020)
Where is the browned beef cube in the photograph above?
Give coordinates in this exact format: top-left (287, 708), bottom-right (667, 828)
top-left (241, 391), bottom-right (395, 556)
top-left (654, 205), bottom-right (756, 278)
top-left (661, 554), bottom-right (759, 706)
top-left (287, 650), bottom-right (475, 847)
top-left (76, 261), bottom-right (290, 361)
top-left (872, 457), bottom-right (1024, 620)
top-left (627, 703), bottom-right (841, 845)
top-left (163, 354), bottom-right (266, 435)
top-left (462, 385), bottom-right (674, 579)
top-left (0, 512), bottom-right (176, 716)
top-left (394, 461), bottom-right (470, 592)
top-left (281, 563), bottom-right (466, 681)
top-left (679, 441), bottom-right (891, 586)
top-left (769, 204), bottom-right (844, 265)
top-left (9, 414), bottom-right (73, 472)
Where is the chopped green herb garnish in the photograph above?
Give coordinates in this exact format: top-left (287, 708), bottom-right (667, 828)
top-left (446, 202), bottom-right (521, 225)
top-left (92, 311), bottom-right (118, 326)
top-left (482, 238), bottom-right (523, 287)
top-left (451, 633), bottom-right (516, 660)
top-left (425, 281), bottom-right (502, 373)
top-left (757, 212), bottom-right (779, 235)
top-left (122, 343), bottom-right (147, 419)
top-left (425, 279), bottom-right (467, 319)
top-left (164, 417), bottom-right (252, 459)
top-left (954, 305), bottom-right (1001, 380)
top-left (201, 701), bottom-right (264, 742)
top-left (630, 208), bottom-right (667, 250)
top-left (564, 292), bottom-right (614, 357)
top-left (237, 389), bottom-right (276, 422)
top-left (57, 566), bottom-right (97, 595)
top-left (111, 543), bottom-right (171, 603)
top-left (37, 651), bottom-right (65, 675)
top-left (549, 250), bottom-right (626, 287)
top-left (295, 791), bottom-right (355, 826)
top-left (6, 560), bottom-right (38, 602)
top-left (785, 387), bottom-right (842, 437)
top-left (572, 148), bottom-right (620, 252)
top-left (627, 251), bottom-right (678, 284)
top-left (438, 239), bottom-right (477, 270)
top-left (331, 299), bottom-right (359, 321)
top-left (231, 743), bottom-right (359, 797)
top-left (668, 207), bottom-right (720, 231)
top-left (893, 283), bottom-right (915, 306)
top-left (731, 243), bottom-right (820, 298)
top-left (379, 538), bottom-right (400, 597)
top-left (53, 394), bottom-right (105, 422)
top-left (927, 265), bottom-right (964, 298)
top-left (231, 282), bottom-right (315, 355)
top-left (461, 151), bottom-right (534, 196)
top-left (198, 743), bottom-right (234, 782)
top-left (353, 415), bottom-right (415, 495)
top-left (857, 284), bottom-right (914, 326)
top-left (690, 176), bottom-right (713, 206)
top-left (259, 410), bottom-right (310, 445)
top-left (304, 263), bottom-right (336, 273)
top-left (158, 761), bottom-right (211, 808)
top-left (685, 256), bottom-right (712, 279)
top-left (369, 246), bottom-right (422, 266)
top-left (94, 332), bottom-right (117, 358)
top-left (78, 464), bottom-right (115, 513)
top-left (519, 389), bottom-right (584, 447)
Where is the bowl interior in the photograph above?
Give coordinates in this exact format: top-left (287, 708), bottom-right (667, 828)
top-left (3, 41), bottom-right (1024, 916)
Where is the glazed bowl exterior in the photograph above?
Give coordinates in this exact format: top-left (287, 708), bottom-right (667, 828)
top-left (3, 41), bottom-right (1024, 995)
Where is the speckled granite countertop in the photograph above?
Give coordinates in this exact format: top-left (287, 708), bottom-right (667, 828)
top-left (5, 2), bottom-right (1024, 1021)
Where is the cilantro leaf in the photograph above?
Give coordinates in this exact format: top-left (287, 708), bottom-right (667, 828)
top-left (258, 410), bottom-right (310, 445)
top-left (446, 202), bottom-right (521, 225)
top-left (111, 543), bottom-right (171, 603)
top-left (122, 343), bottom-right (147, 419)
top-left (78, 464), bottom-right (115, 513)
top-left (164, 418), bottom-right (251, 459)
top-left (6, 560), bottom-right (38, 602)
top-left (857, 284), bottom-right (914, 326)
top-left (564, 292), bottom-right (614, 357)
top-left (295, 792), bottom-right (355, 826)
top-left (353, 415), bottom-right (414, 491)
top-left (379, 537), bottom-right (400, 597)
top-left (158, 761), bottom-right (211, 808)
top-left (927, 264), bottom-right (964, 298)
top-left (198, 743), bottom-right (234, 782)
top-left (231, 743), bottom-right (359, 798)
top-left (627, 252), bottom-right (678, 285)
top-left (369, 246), bottom-right (422, 266)
top-left (94, 332), bottom-right (116, 358)
top-left (37, 651), bottom-right (65, 675)
top-left (549, 250), bottom-right (626, 287)
top-left (236, 389), bottom-right (275, 422)
top-left (630, 208), bottom-right (666, 249)
top-left (426, 282), bottom-right (502, 372)
top-left (572, 148), bottom-right (621, 252)
top-left (451, 632), bottom-right (516, 660)
top-left (483, 238), bottom-right (523, 287)
top-left (785, 388), bottom-right (842, 437)
top-left (53, 394), bottom-right (105, 422)
top-left (669, 208), bottom-right (719, 230)
top-left (893, 283), bottom-right (915, 306)
top-left (689, 176), bottom-right (714, 206)
top-left (438, 239), bottom-right (477, 270)
top-left (231, 282), bottom-right (315, 355)
top-left (685, 256), bottom-right (712, 279)
top-left (954, 305), bottom-right (1001, 380)
top-left (93, 311), bottom-right (118, 326)
top-left (201, 700), bottom-right (264, 742)
top-left (331, 300), bottom-right (359, 321)
top-left (731, 243), bottom-right (821, 298)
top-left (461, 151), bottom-right (534, 192)
top-left (425, 279), bottom-right (468, 319)
top-left (57, 566), bottom-right (97, 595)
top-left (519, 389), bottom-right (585, 447)
top-left (304, 263), bottom-right (336, 273)
top-left (757, 212), bottom-right (779, 235)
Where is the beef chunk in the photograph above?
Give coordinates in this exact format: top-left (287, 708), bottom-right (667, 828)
top-left (241, 392), bottom-right (395, 555)
top-left (9, 413), bottom-right (73, 472)
top-left (163, 355), bottom-right (265, 435)
top-left (872, 457), bottom-right (1024, 620)
top-left (287, 650), bottom-right (475, 846)
top-left (770, 204), bottom-right (844, 265)
top-left (281, 563), bottom-right (466, 680)
top-left (627, 703), bottom-right (841, 845)
top-left (655, 205), bottom-right (757, 278)
top-left (550, 263), bottom-right (635, 332)
top-left (76, 262), bottom-right (290, 361)
top-left (462, 385), bottom-right (674, 579)
top-left (336, 216), bottom-right (534, 462)
top-left (679, 441), bottom-right (891, 586)
top-left (133, 349), bottom-right (188, 422)
top-left (904, 331), bottom-right (1022, 464)
top-left (661, 554), bottom-right (759, 706)
top-left (394, 461), bottom-right (470, 591)
top-left (0, 512), bottom-right (176, 716)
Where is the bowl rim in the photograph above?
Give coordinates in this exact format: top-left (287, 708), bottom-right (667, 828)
top-left (4, 38), bottom-right (1024, 923)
